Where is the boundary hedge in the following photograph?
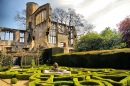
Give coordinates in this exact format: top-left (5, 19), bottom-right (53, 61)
top-left (51, 48), bottom-right (130, 69)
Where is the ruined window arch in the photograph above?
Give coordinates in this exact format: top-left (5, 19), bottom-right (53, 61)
top-left (41, 11), bottom-right (44, 22)
top-left (44, 10), bottom-right (46, 20)
top-left (59, 24), bottom-right (65, 33)
top-left (48, 23), bottom-right (56, 44)
top-left (35, 9), bottom-right (46, 25)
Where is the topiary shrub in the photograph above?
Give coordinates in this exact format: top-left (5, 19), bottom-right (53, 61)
top-left (11, 78), bottom-right (18, 84)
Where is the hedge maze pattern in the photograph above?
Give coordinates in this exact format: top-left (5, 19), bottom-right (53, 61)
top-left (0, 66), bottom-right (130, 86)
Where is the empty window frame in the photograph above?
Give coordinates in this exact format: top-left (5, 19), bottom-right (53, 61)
top-left (35, 10), bottom-right (46, 25)
top-left (60, 42), bottom-right (66, 47)
top-left (59, 24), bottom-right (65, 33)
top-left (48, 23), bottom-right (56, 44)
top-left (20, 32), bottom-right (24, 43)
top-left (1, 31), bottom-right (13, 41)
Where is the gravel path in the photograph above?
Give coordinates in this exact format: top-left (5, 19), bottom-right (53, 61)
top-left (0, 79), bottom-right (29, 86)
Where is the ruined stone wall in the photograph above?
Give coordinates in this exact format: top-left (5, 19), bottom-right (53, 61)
top-left (26, 2), bottom-right (77, 53)
top-left (27, 3), bottom-right (52, 50)
top-left (0, 2), bottom-right (77, 53)
top-left (14, 30), bottom-right (20, 42)
top-left (30, 3), bottom-right (51, 29)
top-left (33, 22), bottom-right (48, 50)
top-left (0, 27), bottom-right (27, 52)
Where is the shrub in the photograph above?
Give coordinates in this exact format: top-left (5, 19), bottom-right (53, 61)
top-left (0, 66), bottom-right (9, 72)
top-left (2, 57), bottom-right (10, 66)
top-left (22, 56), bottom-right (35, 66)
top-left (31, 59), bottom-right (35, 68)
top-left (11, 78), bottom-right (18, 84)
top-left (41, 47), bottom-right (64, 64)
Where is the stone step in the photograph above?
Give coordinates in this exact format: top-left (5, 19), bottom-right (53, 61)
top-left (13, 65), bottom-right (20, 69)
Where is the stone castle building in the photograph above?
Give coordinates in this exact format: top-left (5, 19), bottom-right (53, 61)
top-left (0, 2), bottom-right (77, 53)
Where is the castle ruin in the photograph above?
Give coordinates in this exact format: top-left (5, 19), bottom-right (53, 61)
top-left (0, 2), bottom-right (77, 53)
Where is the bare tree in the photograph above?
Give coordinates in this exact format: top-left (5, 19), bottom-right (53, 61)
top-left (52, 8), bottom-right (68, 24)
top-left (52, 8), bottom-right (94, 35)
top-left (14, 10), bottom-right (26, 29)
top-left (14, 8), bottom-right (94, 34)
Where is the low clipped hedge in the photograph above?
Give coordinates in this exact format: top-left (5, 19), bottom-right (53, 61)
top-left (0, 70), bottom-right (18, 79)
top-left (51, 48), bottom-right (130, 69)
top-left (92, 75), bottom-right (130, 86)
top-left (53, 76), bottom-right (72, 82)
top-left (1, 66), bottom-right (130, 86)
top-left (53, 81), bottom-right (74, 86)
top-left (0, 73), bottom-right (15, 79)
top-left (16, 73), bottom-right (32, 80)
top-left (79, 79), bottom-right (105, 86)
top-left (0, 66), bottom-right (9, 72)
top-left (0, 67), bottom-right (123, 86)
top-left (73, 75), bottom-right (85, 81)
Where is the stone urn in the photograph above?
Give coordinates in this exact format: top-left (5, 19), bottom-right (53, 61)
top-left (53, 62), bottom-right (59, 72)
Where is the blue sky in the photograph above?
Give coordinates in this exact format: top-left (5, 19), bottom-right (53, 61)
top-left (0, 0), bottom-right (49, 29)
top-left (0, 0), bottom-right (130, 32)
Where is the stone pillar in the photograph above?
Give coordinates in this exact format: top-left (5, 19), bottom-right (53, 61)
top-left (72, 26), bottom-right (77, 46)
top-left (56, 22), bottom-right (58, 46)
top-left (9, 32), bottom-right (10, 40)
top-left (24, 32), bottom-right (27, 44)
top-left (14, 30), bottom-right (20, 42)
top-left (0, 27), bottom-right (1, 40)
top-left (44, 10), bottom-right (46, 20)
top-left (4, 31), bottom-right (6, 40)
top-left (64, 25), bottom-right (68, 47)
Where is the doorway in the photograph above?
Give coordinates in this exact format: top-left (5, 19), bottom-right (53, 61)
top-left (13, 57), bottom-right (21, 66)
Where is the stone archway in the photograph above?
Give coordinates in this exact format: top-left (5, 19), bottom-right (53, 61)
top-left (13, 56), bottom-right (21, 66)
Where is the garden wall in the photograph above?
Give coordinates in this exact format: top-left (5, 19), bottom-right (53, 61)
top-left (51, 49), bottom-right (130, 69)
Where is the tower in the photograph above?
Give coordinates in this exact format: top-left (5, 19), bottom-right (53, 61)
top-left (26, 2), bottom-right (38, 29)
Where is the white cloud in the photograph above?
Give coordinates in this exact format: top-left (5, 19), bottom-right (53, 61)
top-left (39, 0), bottom-right (130, 33)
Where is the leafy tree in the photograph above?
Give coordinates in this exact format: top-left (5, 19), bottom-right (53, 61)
top-left (75, 32), bottom-right (103, 51)
top-left (117, 16), bottom-right (130, 47)
top-left (75, 27), bottom-right (125, 52)
top-left (100, 27), bottom-right (125, 49)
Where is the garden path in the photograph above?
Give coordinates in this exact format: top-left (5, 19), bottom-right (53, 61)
top-left (0, 79), bottom-right (28, 86)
